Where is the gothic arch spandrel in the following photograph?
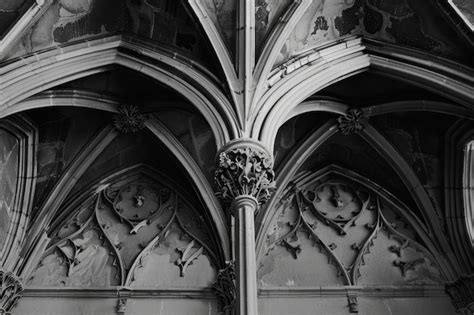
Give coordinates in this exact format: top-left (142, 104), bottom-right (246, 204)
top-left (27, 166), bottom-right (219, 289)
top-left (258, 166), bottom-right (446, 288)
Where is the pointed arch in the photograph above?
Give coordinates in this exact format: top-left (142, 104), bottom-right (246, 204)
top-left (360, 125), bottom-right (459, 278)
top-left (0, 115), bottom-right (37, 271)
top-left (444, 120), bottom-right (474, 273)
top-left (250, 39), bottom-right (473, 152)
top-left (0, 35), bottom-right (239, 146)
top-left (17, 99), bottom-right (230, 278)
top-left (252, 37), bottom-right (369, 150)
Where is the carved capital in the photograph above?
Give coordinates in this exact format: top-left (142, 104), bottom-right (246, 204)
top-left (446, 274), bottom-right (474, 313)
top-left (211, 261), bottom-right (236, 313)
top-left (337, 108), bottom-right (368, 135)
top-left (0, 269), bottom-right (23, 314)
top-left (113, 105), bottom-right (147, 133)
top-left (215, 139), bottom-right (276, 209)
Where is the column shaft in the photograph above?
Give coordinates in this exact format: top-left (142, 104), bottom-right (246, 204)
top-left (233, 196), bottom-right (258, 315)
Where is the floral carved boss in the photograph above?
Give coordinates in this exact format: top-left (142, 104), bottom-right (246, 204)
top-left (215, 141), bottom-right (276, 208)
top-left (337, 108), bottom-right (368, 135)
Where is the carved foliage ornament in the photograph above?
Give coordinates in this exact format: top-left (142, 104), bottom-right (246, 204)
top-left (337, 108), bottom-right (368, 135)
top-left (211, 261), bottom-right (236, 312)
top-left (445, 274), bottom-right (474, 312)
top-left (215, 147), bottom-right (276, 207)
top-left (113, 105), bottom-right (147, 133)
top-left (0, 269), bottom-right (23, 314)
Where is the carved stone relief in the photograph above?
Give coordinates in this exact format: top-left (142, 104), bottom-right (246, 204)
top-left (337, 108), bottom-right (368, 135)
top-left (211, 261), bottom-right (236, 312)
top-left (27, 173), bottom-right (218, 288)
top-left (113, 105), bottom-right (147, 134)
top-left (258, 171), bottom-right (443, 287)
top-left (215, 145), bottom-right (276, 209)
top-left (0, 269), bottom-right (23, 314)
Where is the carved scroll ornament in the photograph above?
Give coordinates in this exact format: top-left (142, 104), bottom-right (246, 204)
top-left (215, 145), bottom-right (276, 208)
top-left (0, 269), bottom-right (23, 314)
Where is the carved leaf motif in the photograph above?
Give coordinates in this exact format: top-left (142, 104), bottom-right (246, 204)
top-left (393, 258), bottom-right (425, 277)
top-left (0, 269), bottom-right (23, 313)
top-left (176, 240), bottom-right (204, 277)
top-left (212, 262), bottom-right (236, 312)
top-left (215, 146), bottom-right (276, 208)
top-left (337, 108), bottom-right (368, 135)
top-left (113, 105), bottom-right (146, 133)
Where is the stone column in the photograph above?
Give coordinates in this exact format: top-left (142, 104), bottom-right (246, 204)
top-left (0, 269), bottom-right (23, 315)
top-left (215, 139), bottom-right (276, 315)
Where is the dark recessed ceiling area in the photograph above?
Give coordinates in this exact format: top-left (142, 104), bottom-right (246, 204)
top-left (316, 71), bottom-right (453, 106)
top-left (53, 67), bottom-right (197, 113)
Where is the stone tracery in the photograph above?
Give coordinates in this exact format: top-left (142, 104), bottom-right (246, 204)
top-left (27, 171), bottom-right (219, 289)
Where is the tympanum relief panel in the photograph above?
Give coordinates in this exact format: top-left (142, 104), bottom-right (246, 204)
top-left (27, 173), bottom-right (217, 288)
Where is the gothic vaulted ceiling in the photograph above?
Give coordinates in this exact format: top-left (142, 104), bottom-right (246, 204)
top-left (0, 0), bottom-right (473, 314)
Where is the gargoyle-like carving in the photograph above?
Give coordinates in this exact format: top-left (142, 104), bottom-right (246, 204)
top-left (0, 269), bottom-right (23, 314)
top-left (215, 145), bottom-right (276, 207)
top-left (337, 108), bottom-right (368, 135)
top-left (445, 274), bottom-right (474, 312)
top-left (116, 298), bottom-right (127, 315)
top-left (113, 105), bottom-right (147, 133)
top-left (348, 294), bottom-right (358, 313)
top-left (212, 261), bottom-right (236, 313)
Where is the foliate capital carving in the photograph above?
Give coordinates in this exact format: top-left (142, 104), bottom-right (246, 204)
top-left (337, 108), bottom-right (368, 135)
top-left (113, 105), bottom-right (147, 133)
top-left (446, 274), bottom-right (474, 312)
top-left (214, 140), bottom-right (276, 208)
top-left (211, 261), bottom-right (236, 312)
top-left (0, 269), bottom-right (23, 314)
